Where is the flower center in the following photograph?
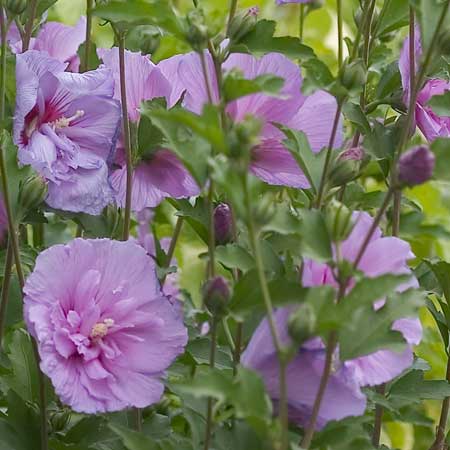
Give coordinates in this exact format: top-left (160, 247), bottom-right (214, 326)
top-left (52, 110), bottom-right (85, 129)
top-left (90, 318), bottom-right (114, 340)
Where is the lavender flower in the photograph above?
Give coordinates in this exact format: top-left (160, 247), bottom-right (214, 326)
top-left (14, 51), bottom-right (121, 214)
top-left (98, 48), bottom-right (200, 212)
top-left (242, 211), bottom-right (422, 428)
top-left (24, 238), bottom-right (188, 413)
top-left (400, 26), bottom-right (450, 141)
top-left (398, 145), bottom-right (435, 187)
top-left (9, 17), bottom-right (86, 72)
top-left (158, 51), bottom-right (343, 189)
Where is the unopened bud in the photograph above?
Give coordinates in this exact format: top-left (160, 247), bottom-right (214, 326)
top-left (288, 303), bottom-right (316, 345)
top-left (18, 174), bottom-right (47, 213)
top-left (137, 27), bottom-right (161, 55)
top-left (328, 146), bottom-right (365, 187)
top-left (5, 0), bottom-right (28, 15)
top-left (325, 200), bottom-right (354, 242)
top-left (203, 276), bottom-right (230, 317)
top-left (214, 203), bottom-right (233, 245)
top-left (398, 145), bottom-right (435, 187)
top-left (341, 60), bottom-right (367, 93)
top-left (50, 409), bottom-right (71, 432)
top-left (186, 9), bottom-right (209, 51)
top-left (228, 6), bottom-right (259, 43)
top-left (103, 204), bottom-right (120, 236)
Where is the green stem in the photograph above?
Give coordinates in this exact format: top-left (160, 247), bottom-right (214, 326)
top-left (372, 384), bottom-right (386, 447)
top-left (207, 181), bottom-right (216, 278)
top-left (300, 331), bottom-right (338, 448)
top-left (392, 190), bottom-right (401, 237)
top-left (0, 240), bottom-right (13, 349)
top-left (117, 32), bottom-right (133, 242)
top-left (336, 0), bottom-right (343, 69)
top-left (161, 216), bottom-right (184, 286)
top-left (429, 357), bottom-right (450, 450)
top-left (203, 318), bottom-right (218, 450)
top-left (32, 341), bottom-right (48, 450)
top-left (81, 0), bottom-right (94, 72)
top-left (299, 4), bottom-right (305, 42)
top-left (22, 0), bottom-right (38, 52)
top-left (33, 223), bottom-right (44, 247)
top-left (226, 0), bottom-right (238, 36)
top-left (0, 12), bottom-right (9, 120)
top-left (315, 101), bottom-right (343, 209)
top-left (244, 174), bottom-right (289, 450)
top-left (233, 321), bottom-right (243, 375)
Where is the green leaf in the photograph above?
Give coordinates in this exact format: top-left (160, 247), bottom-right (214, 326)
top-left (375, 0), bottom-right (410, 36)
top-left (2, 330), bottom-right (40, 404)
top-left (299, 210), bottom-right (332, 262)
top-left (278, 127), bottom-right (326, 193)
top-left (215, 244), bottom-right (255, 272)
top-left (343, 102), bottom-right (371, 135)
top-left (92, 0), bottom-right (182, 37)
top-left (233, 19), bottom-right (315, 60)
top-left (415, 0), bottom-right (450, 51)
top-left (138, 98), bottom-right (168, 159)
top-left (223, 71), bottom-right (285, 103)
top-left (428, 91), bottom-right (450, 116)
top-left (390, 370), bottom-right (450, 401)
top-left (109, 423), bottom-right (158, 450)
top-left (339, 289), bottom-right (425, 361)
top-left (431, 138), bottom-right (450, 181)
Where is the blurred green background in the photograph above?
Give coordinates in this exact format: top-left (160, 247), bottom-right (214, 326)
top-left (46, 1), bottom-right (450, 448)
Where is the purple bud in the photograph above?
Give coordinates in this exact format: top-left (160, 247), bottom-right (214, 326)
top-left (338, 146), bottom-right (365, 162)
top-left (203, 276), bottom-right (230, 316)
top-left (214, 203), bottom-right (233, 245)
top-left (398, 145), bottom-right (435, 187)
top-left (247, 6), bottom-right (260, 16)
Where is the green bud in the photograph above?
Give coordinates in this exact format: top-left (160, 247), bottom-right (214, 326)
top-left (5, 0), bottom-right (28, 15)
top-left (129, 26), bottom-right (161, 55)
top-left (18, 174), bottom-right (47, 214)
top-left (340, 59), bottom-right (367, 93)
top-left (328, 146), bottom-right (365, 188)
top-left (202, 276), bottom-right (230, 317)
top-left (50, 409), bottom-right (71, 432)
top-left (325, 200), bottom-right (354, 243)
top-left (185, 9), bottom-right (209, 51)
top-left (228, 6), bottom-right (259, 44)
top-left (288, 304), bottom-right (316, 345)
top-left (102, 204), bottom-right (120, 237)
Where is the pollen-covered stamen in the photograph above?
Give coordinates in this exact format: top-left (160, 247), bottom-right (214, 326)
top-left (90, 317), bottom-right (115, 341)
top-left (52, 110), bottom-right (85, 129)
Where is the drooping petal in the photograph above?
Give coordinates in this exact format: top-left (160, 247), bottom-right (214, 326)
top-left (97, 48), bottom-right (172, 121)
top-left (250, 138), bottom-right (309, 188)
top-left (286, 90), bottom-right (343, 152)
top-left (110, 149), bottom-right (199, 212)
top-left (46, 162), bottom-right (114, 215)
top-left (32, 17), bottom-right (86, 66)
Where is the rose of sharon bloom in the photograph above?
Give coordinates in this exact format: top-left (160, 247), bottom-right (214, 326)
top-left (9, 17), bottom-right (86, 72)
top-left (14, 51), bottom-right (121, 215)
top-left (158, 51), bottom-right (342, 189)
top-left (97, 48), bottom-right (200, 212)
top-left (242, 211), bottom-right (422, 428)
top-left (24, 238), bottom-right (188, 413)
top-left (400, 27), bottom-right (450, 141)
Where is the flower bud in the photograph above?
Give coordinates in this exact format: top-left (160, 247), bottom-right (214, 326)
top-left (328, 146), bottom-right (365, 188)
top-left (214, 203), bottom-right (233, 245)
top-left (18, 174), bottom-right (47, 213)
top-left (288, 303), bottom-right (316, 346)
top-left (228, 6), bottom-right (259, 44)
top-left (398, 145), bottom-right (435, 187)
top-left (50, 409), bottom-right (71, 432)
top-left (341, 60), bottom-right (367, 93)
top-left (202, 276), bottom-right (230, 317)
top-left (325, 199), bottom-right (354, 242)
top-left (186, 9), bottom-right (209, 51)
top-left (135, 27), bottom-right (161, 55)
top-left (5, 0), bottom-right (28, 15)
